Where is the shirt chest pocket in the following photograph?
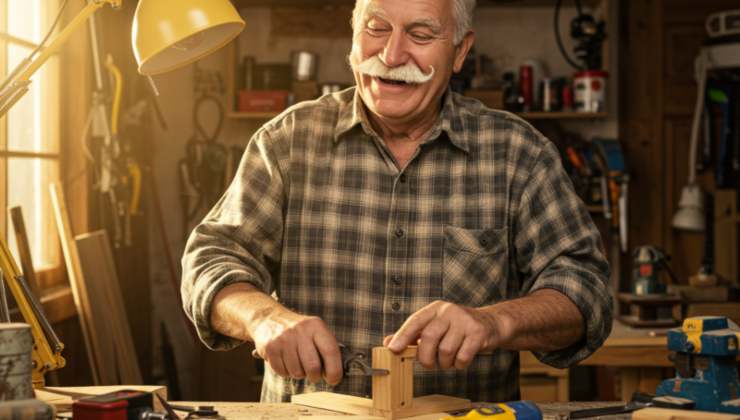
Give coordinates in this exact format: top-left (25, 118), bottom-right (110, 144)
top-left (442, 226), bottom-right (508, 307)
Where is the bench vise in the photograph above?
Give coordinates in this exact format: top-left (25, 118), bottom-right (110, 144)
top-left (656, 316), bottom-right (740, 413)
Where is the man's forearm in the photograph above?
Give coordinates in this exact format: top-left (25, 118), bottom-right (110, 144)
top-left (210, 282), bottom-right (288, 342)
top-left (480, 288), bottom-right (585, 352)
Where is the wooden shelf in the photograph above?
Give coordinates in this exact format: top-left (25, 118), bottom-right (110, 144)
top-left (519, 111), bottom-right (608, 120)
top-left (227, 111), bottom-right (280, 120)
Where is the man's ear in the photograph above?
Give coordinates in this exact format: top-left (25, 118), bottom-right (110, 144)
top-left (452, 31), bottom-right (475, 73)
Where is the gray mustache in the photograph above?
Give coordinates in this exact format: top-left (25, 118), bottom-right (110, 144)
top-left (356, 55), bottom-right (435, 84)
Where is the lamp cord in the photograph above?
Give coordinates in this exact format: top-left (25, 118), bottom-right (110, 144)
top-left (30, 0), bottom-right (69, 59)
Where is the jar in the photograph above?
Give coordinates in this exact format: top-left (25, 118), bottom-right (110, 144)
top-left (573, 70), bottom-right (608, 112)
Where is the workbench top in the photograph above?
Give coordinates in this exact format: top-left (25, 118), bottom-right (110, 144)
top-left (176, 401), bottom-right (632, 419)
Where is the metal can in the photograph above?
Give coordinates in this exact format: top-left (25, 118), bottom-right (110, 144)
top-left (540, 78), bottom-right (553, 112)
top-left (0, 323), bottom-right (34, 401)
top-left (573, 70), bottom-right (608, 112)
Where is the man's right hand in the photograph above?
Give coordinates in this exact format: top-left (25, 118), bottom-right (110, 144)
top-left (251, 308), bottom-right (343, 385)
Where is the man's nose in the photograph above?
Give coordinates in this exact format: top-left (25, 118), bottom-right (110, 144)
top-left (379, 30), bottom-right (409, 67)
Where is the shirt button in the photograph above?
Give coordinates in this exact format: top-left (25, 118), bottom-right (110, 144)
top-left (391, 275), bottom-right (402, 285)
top-left (394, 228), bottom-right (405, 238)
top-left (399, 174), bottom-right (407, 183)
top-left (391, 302), bottom-right (400, 311)
top-left (479, 237), bottom-right (489, 247)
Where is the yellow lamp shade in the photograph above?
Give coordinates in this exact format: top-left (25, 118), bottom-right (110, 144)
top-left (132, 0), bottom-right (245, 75)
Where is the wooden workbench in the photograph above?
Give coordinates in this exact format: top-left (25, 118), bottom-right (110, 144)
top-left (580, 321), bottom-right (671, 401)
top-left (176, 401), bottom-right (634, 419)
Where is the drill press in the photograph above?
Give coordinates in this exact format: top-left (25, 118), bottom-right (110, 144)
top-left (656, 316), bottom-right (740, 414)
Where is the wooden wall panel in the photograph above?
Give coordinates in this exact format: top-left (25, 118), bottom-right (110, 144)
top-left (620, 0), bottom-right (739, 285)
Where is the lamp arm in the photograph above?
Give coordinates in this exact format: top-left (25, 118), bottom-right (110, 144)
top-left (688, 49), bottom-right (709, 185)
top-left (0, 0), bottom-right (121, 118)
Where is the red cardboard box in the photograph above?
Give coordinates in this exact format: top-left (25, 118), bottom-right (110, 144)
top-left (238, 90), bottom-right (289, 112)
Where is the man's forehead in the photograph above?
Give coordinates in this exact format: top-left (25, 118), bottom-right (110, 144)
top-left (360, 0), bottom-right (450, 25)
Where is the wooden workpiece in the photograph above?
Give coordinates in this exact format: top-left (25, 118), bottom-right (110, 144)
top-left (292, 346), bottom-right (471, 419)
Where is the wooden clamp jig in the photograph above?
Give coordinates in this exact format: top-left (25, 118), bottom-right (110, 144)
top-left (292, 346), bottom-right (472, 419)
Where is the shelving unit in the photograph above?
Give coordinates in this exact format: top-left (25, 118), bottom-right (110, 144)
top-left (227, 110), bottom-right (608, 120)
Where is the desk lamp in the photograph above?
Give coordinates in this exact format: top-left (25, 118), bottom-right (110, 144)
top-left (0, 0), bottom-right (245, 117)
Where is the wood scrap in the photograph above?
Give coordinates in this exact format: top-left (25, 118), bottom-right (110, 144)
top-left (632, 407), bottom-right (740, 419)
top-left (50, 183), bottom-right (104, 384)
top-left (76, 230), bottom-right (143, 384)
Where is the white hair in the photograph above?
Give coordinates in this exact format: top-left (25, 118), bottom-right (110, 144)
top-left (352, 0), bottom-right (476, 45)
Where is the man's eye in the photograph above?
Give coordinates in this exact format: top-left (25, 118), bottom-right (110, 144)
top-left (366, 25), bottom-right (389, 36)
top-left (410, 32), bottom-right (433, 42)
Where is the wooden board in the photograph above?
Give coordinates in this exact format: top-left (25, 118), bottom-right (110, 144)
top-left (299, 414), bottom-right (448, 420)
top-left (9, 206), bottom-right (40, 295)
top-left (76, 230), bottom-right (143, 384)
top-left (293, 392), bottom-right (373, 416)
top-left (632, 407), bottom-right (740, 420)
top-left (50, 183), bottom-right (104, 384)
top-left (292, 392), bottom-right (466, 420)
top-left (36, 385), bottom-right (166, 411)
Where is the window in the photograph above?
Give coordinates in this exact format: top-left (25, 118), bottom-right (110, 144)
top-left (0, 0), bottom-right (61, 279)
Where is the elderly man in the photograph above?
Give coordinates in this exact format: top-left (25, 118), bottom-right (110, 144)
top-left (182, 0), bottom-right (612, 403)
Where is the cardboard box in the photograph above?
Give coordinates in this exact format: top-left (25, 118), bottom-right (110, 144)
top-left (464, 89), bottom-right (504, 109)
top-left (238, 90), bottom-right (289, 112)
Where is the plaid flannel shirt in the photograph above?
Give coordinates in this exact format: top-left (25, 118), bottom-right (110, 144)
top-left (181, 87), bottom-right (612, 402)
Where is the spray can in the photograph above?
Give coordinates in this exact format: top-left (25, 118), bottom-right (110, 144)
top-left (519, 65), bottom-right (533, 111)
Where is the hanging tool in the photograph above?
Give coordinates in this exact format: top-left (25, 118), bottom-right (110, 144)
top-left (656, 316), bottom-right (740, 414)
top-left (178, 64), bottom-right (227, 237)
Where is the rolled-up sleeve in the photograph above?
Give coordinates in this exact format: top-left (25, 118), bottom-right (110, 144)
top-left (181, 127), bottom-right (286, 350)
top-left (513, 140), bottom-right (613, 368)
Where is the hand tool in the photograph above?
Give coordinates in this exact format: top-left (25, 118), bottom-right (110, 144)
top-left (154, 393), bottom-right (225, 420)
top-left (251, 343), bottom-right (389, 377)
top-left (558, 392), bottom-right (693, 419)
top-left (656, 316), bottom-right (740, 414)
top-left (440, 401), bottom-right (542, 420)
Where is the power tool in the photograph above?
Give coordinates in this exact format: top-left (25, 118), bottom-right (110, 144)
top-left (632, 246), bottom-right (673, 295)
top-left (656, 316), bottom-right (740, 414)
top-left (441, 401), bottom-right (541, 420)
top-left (619, 246), bottom-right (682, 328)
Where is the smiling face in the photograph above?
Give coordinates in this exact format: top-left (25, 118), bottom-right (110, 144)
top-left (350, 0), bottom-right (474, 129)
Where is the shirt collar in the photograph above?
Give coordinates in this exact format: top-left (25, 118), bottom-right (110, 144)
top-left (334, 87), bottom-right (470, 154)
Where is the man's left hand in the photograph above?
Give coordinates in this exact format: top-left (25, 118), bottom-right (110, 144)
top-left (383, 301), bottom-right (502, 369)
